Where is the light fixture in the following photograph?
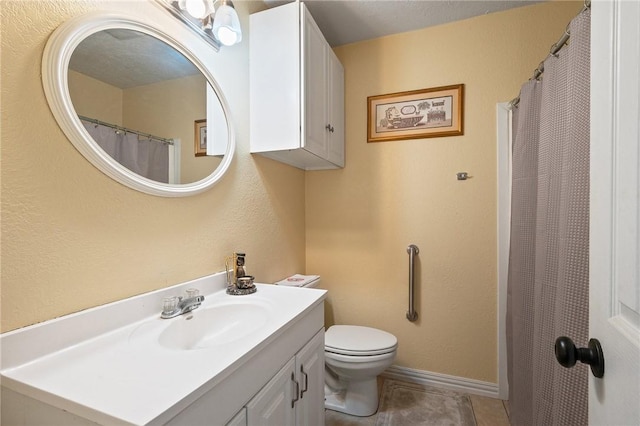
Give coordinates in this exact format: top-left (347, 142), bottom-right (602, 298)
top-left (175, 0), bottom-right (242, 47)
top-left (181, 0), bottom-right (211, 19)
top-left (212, 2), bottom-right (242, 46)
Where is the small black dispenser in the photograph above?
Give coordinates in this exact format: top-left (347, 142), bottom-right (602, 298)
top-left (225, 252), bottom-right (257, 295)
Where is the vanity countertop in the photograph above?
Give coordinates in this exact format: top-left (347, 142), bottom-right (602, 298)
top-left (0, 272), bottom-right (326, 425)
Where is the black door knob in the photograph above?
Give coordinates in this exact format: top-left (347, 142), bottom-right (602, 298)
top-left (554, 336), bottom-right (605, 378)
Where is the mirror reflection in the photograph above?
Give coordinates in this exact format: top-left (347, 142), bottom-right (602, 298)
top-left (68, 28), bottom-right (224, 184)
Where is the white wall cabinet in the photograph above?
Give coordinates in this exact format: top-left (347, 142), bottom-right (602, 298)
top-left (243, 329), bottom-right (325, 426)
top-left (250, 2), bottom-right (344, 170)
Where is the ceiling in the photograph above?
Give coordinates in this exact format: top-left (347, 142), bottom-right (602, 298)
top-left (70, 29), bottom-right (200, 89)
top-left (263, 0), bottom-right (544, 47)
top-left (70, 0), bottom-right (545, 88)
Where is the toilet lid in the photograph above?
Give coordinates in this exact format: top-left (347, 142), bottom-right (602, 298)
top-left (325, 325), bottom-right (397, 356)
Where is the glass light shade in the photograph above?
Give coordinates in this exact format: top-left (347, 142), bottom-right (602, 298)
top-left (212, 4), bottom-right (242, 46)
top-left (183, 0), bottom-right (210, 19)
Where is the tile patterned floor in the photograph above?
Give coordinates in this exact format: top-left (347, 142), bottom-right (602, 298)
top-left (325, 378), bottom-right (510, 426)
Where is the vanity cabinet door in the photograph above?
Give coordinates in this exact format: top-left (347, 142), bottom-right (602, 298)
top-left (295, 329), bottom-right (325, 426)
top-left (246, 358), bottom-right (296, 426)
top-left (226, 407), bottom-right (247, 426)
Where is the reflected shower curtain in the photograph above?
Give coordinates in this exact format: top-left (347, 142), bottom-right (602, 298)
top-left (82, 121), bottom-right (170, 183)
top-left (506, 8), bottom-right (590, 426)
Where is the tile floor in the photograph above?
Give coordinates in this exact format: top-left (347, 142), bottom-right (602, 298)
top-left (325, 378), bottom-right (510, 426)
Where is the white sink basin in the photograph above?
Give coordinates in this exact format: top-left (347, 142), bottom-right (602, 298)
top-left (158, 300), bottom-right (272, 350)
top-left (128, 297), bottom-right (274, 351)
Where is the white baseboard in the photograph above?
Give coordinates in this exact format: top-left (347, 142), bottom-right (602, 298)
top-left (382, 365), bottom-right (502, 400)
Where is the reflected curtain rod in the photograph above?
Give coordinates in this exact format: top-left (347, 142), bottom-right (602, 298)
top-left (509, 0), bottom-right (591, 108)
top-left (79, 115), bottom-right (174, 145)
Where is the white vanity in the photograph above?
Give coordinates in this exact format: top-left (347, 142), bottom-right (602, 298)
top-left (0, 272), bottom-right (327, 425)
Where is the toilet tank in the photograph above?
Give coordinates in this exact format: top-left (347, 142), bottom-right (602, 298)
top-left (275, 274), bottom-right (321, 288)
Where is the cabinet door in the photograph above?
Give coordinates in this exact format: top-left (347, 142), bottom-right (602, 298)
top-left (302, 3), bottom-right (328, 159)
top-left (226, 407), bottom-right (247, 426)
top-left (246, 358), bottom-right (296, 426)
top-left (295, 330), bottom-right (325, 426)
top-left (249, 2), bottom-right (301, 153)
top-left (327, 50), bottom-right (345, 167)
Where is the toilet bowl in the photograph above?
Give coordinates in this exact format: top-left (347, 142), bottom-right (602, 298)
top-left (276, 275), bottom-right (398, 417)
top-left (324, 325), bottom-right (397, 416)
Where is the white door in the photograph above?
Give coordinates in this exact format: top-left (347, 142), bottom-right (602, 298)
top-left (590, 0), bottom-right (640, 424)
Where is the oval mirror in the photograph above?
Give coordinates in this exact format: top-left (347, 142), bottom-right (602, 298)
top-left (42, 11), bottom-right (235, 197)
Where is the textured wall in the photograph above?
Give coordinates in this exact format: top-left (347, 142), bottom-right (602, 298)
top-left (1, 0), bottom-right (304, 332)
top-left (306, 1), bottom-right (582, 383)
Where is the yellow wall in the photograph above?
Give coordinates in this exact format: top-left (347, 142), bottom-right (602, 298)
top-left (1, 0), bottom-right (304, 332)
top-left (68, 69), bottom-right (123, 125)
top-left (306, 1), bottom-right (582, 383)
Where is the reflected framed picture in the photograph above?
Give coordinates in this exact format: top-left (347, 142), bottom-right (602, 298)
top-left (194, 119), bottom-right (207, 156)
top-left (367, 84), bottom-right (464, 143)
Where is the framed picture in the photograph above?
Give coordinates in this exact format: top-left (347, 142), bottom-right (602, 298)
top-left (194, 119), bottom-right (207, 156)
top-left (367, 84), bottom-right (464, 143)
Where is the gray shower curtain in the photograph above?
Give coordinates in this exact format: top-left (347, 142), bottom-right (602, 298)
top-left (506, 8), bottom-right (590, 426)
top-left (82, 121), bottom-right (170, 183)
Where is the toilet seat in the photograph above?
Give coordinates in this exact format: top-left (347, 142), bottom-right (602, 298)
top-left (325, 325), bottom-right (397, 356)
top-left (325, 350), bottom-right (395, 363)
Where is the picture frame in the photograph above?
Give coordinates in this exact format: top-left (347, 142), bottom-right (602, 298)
top-left (367, 84), bottom-right (464, 143)
top-left (194, 119), bottom-right (207, 156)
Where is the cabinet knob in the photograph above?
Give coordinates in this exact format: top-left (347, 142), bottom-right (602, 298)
top-left (326, 124), bottom-right (334, 133)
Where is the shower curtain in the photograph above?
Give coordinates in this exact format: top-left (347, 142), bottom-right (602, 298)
top-left (506, 8), bottom-right (590, 426)
top-left (82, 121), bottom-right (170, 183)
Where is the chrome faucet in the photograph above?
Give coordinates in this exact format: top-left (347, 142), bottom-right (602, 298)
top-left (161, 289), bottom-right (205, 319)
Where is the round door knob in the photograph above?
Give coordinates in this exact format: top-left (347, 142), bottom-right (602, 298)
top-left (554, 336), bottom-right (605, 378)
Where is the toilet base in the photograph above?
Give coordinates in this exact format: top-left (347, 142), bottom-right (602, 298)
top-left (324, 377), bottom-right (379, 417)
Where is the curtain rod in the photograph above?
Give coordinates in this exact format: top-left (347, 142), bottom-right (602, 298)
top-left (79, 115), bottom-right (174, 145)
top-left (509, 0), bottom-right (591, 108)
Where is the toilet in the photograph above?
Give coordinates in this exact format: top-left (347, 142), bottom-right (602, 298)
top-left (276, 274), bottom-right (398, 417)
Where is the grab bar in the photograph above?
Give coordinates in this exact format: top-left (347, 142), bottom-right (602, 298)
top-left (406, 244), bottom-right (419, 322)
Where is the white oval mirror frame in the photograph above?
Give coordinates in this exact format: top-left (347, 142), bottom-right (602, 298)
top-left (42, 11), bottom-right (236, 197)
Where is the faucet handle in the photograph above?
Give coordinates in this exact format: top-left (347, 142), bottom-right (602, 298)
top-left (162, 296), bottom-right (179, 315)
top-left (186, 288), bottom-right (200, 299)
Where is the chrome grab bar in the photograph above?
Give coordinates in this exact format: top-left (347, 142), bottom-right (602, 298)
top-left (407, 244), bottom-right (419, 322)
